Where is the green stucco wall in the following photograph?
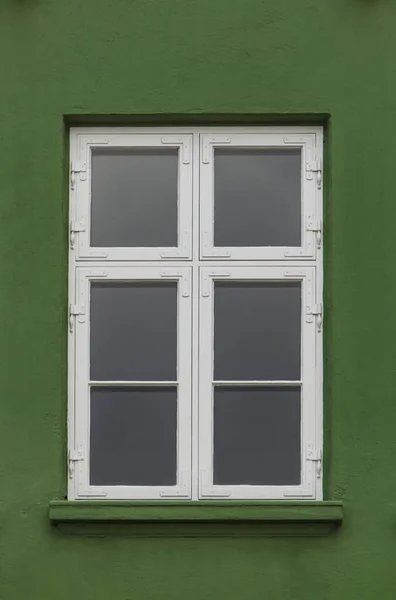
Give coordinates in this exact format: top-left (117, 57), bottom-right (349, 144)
top-left (1, 0), bottom-right (396, 597)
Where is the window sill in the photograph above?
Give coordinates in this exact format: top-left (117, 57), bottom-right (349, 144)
top-left (49, 501), bottom-right (343, 537)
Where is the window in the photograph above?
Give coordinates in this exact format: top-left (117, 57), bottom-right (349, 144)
top-left (68, 127), bottom-right (323, 501)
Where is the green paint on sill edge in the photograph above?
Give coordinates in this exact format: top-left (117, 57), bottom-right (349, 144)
top-left (49, 501), bottom-right (343, 537)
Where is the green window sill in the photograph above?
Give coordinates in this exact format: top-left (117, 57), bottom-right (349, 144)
top-left (49, 500), bottom-right (343, 537)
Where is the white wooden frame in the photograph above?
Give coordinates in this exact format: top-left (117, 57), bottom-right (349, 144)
top-left (69, 131), bottom-right (193, 261)
top-left (68, 266), bottom-right (192, 500)
top-left (68, 126), bottom-right (323, 501)
top-left (198, 266), bottom-right (322, 500)
top-left (200, 131), bottom-right (323, 261)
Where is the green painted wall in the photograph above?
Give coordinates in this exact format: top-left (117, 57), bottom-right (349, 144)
top-left (1, 0), bottom-right (396, 597)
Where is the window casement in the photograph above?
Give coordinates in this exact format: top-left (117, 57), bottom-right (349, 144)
top-left (68, 126), bottom-right (323, 501)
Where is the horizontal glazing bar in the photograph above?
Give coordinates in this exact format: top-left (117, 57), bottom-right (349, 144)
top-left (89, 381), bottom-right (178, 387)
top-left (213, 381), bottom-right (302, 387)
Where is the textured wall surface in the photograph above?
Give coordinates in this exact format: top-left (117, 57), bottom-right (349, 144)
top-left (1, 0), bottom-right (396, 598)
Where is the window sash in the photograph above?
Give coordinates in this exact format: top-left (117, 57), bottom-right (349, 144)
top-left (68, 266), bottom-right (192, 500)
top-left (70, 132), bottom-right (193, 261)
top-left (199, 132), bottom-right (322, 261)
top-left (198, 266), bottom-right (322, 500)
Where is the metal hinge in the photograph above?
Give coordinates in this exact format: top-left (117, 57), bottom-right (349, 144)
top-left (306, 303), bottom-right (322, 331)
top-left (69, 445), bottom-right (107, 497)
top-left (307, 216), bottom-right (322, 249)
top-left (70, 220), bottom-right (85, 250)
top-left (306, 444), bottom-right (322, 478)
top-left (68, 447), bottom-right (84, 478)
top-left (306, 159), bottom-right (322, 189)
top-left (70, 161), bottom-right (87, 190)
top-left (69, 304), bottom-right (86, 332)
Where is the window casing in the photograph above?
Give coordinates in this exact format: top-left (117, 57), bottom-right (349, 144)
top-left (68, 126), bottom-right (323, 501)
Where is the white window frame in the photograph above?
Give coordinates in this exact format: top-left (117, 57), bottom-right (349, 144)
top-left (68, 126), bottom-right (323, 501)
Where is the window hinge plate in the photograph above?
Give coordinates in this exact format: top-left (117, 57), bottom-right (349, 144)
top-left (307, 216), bottom-right (322, 249)
top-left (70, 161), bottom-right (87, 190)
top-left (69, 446), bottom-right (107, 496)
top-left (69, 304), bottom-right (86, 332)
top-left (70, 220), bottom-right (85, 250)
top-left (306, 159), bottom-right (322, 189)
top-left (68, 447), bottom-right (84, 478)
top-left (306, 303), bottom-right (322, 331)
top-left (306, 443), bottom-right (322, 478)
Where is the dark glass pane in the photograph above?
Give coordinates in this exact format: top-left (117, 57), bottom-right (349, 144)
top-left (214, 387), bottom-right (301, 485)
top-left (214, 282), bottom-right (301, 381)
top-left (90, 387), bottom-right (177, 486)
top-left (214, 148), bottom-right (301, 247)
top-left (90, 282), bottom-right (177, 381)
top-left (91, 149), bottom-right (178, 247)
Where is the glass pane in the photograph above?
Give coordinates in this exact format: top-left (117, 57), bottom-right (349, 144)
top-left (90, 282), bottom-right (177, 381)
top-left (214, 387), bottom-right (301, 485)
top-left (91, 149), bottom-right (178, 247)
top-left (214, 282), bottom-right (301, 381)
top-left (90, 387), bottom-right (177, 486)
top-left (214, 148), bottom-right (301, 247)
